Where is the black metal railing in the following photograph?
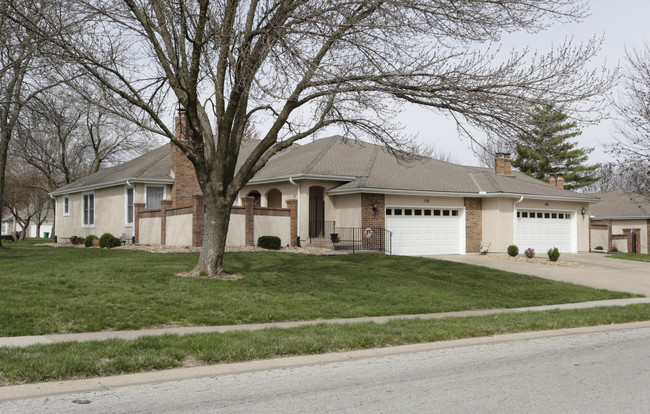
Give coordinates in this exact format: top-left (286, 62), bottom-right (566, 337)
top-left (309, 220), bottom-right (335, 243)
top-left (330, 226), bottom-right (392, 254)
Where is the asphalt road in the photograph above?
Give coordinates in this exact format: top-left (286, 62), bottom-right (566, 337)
top-left (4, 326), bottom-right (650, 413)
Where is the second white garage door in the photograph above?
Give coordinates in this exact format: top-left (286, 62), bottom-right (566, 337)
top-left (515, 210), bottom-right (576, 253)
top-left (385, 207), bottom-right (465, 255)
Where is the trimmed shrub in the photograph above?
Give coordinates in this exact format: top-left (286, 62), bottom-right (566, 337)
top-left (547, 247), bottom-right (560, 262)
top-left (258, 235), bottom-right (281, 250)
top-left (524, 248), bottom-right (535, 258)
top-left (84, 235), bottom-right (98, 248)
top-left (99, 233), bottom-right (121, 249)
top-left (507, 245), bottom-right (519, 257)
top-left (611, 245), bottom-right (619, 253)
top-left (594, 245), bottom-right (604, 250)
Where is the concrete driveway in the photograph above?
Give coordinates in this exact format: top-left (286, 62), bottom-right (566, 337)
top-left (431, 253), bottom-right (650, 297)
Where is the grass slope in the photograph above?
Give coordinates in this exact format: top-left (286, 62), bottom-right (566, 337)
top-left (3, 304), bottom-right (650, 385)
top-left (0, 240), bottom-right (636, 337)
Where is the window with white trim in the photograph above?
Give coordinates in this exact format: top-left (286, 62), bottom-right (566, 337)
top-left (63, 196), bottom-right (70, 216)
top-left (146, 186), bottom-right (164, 210)
top-left (82, 192), bottom-right (95, 227)
top-left (126, 187), bottom-right (134, 226)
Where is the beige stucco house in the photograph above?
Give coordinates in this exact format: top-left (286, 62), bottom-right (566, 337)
top-left (51, 114), bottom-right (598, 255)
top-left (589, 189), bottom-right (650, 254)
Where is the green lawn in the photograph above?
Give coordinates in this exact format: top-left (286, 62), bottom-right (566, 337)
top-left (3, 304), bottom-right (650, 385)
top-left (0, 240), bottom-right (637, 337)
top-left (608, 253), bottom-right (650, 262)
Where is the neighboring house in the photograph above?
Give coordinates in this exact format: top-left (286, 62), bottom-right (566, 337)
top-left (1, 207), bottom-right (53, 238)
top-left (51, 113), bottom-right (598, 255)
top-left (589, 189), bottom-right (650, 254)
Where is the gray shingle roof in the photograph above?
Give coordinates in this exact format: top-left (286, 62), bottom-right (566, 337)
top-left (256, 136), bottom-right (597, 201)
top-left (590, 189), bottom-right (650, 218)
top-left (51, 144), bottom-right (173, 195)
top-left (51, 135), bottom-right (598, 202)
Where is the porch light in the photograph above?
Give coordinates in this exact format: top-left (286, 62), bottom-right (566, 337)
top-left (372, 201), bottom-right (378, 211)
top-left (581, 207), bottom-right (586, 217)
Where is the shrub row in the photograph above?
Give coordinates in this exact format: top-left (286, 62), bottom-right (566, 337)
top-left (507, 244), bottom-right (561, 261)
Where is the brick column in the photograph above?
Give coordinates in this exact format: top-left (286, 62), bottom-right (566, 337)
top-left (361, 194), bottom-right (385, 229)
top-left (464, 198), bottom-right (482, 253)
top-left (286, 199), bottom-right (298, 247)
top-left (160, 200), bottom-right (172, 246)
top-left (192, 195), bottom-right (205, 247)
top-left (134, 203), bottom-right (145, 244)
top-left (242, 196), bottom-right (255, 246)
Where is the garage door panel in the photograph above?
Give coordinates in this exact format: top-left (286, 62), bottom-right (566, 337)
top-left (516, 211), bottom-right (575, 253)
top-left (386, 207), bottom-right (464, 256)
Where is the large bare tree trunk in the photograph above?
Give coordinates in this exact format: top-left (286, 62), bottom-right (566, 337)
top-left (0, 130), bottom-right (8, 249)
top-left (192, 192), bottom-right (234, 278)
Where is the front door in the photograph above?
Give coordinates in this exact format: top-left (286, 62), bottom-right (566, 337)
top-left (309, 186), bottom-right (325, 238)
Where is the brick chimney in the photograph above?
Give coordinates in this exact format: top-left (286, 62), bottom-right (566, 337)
top-left (171, 110), bottom-right (202, 208)
top-left (495, 153), bottom-right (512, 176)
top-left (549, 174), bottom-right (557, 187)
top-left (555, 173), bottom-right (564, 189)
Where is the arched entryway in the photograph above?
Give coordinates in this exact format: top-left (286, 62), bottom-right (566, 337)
top-left (266, 188), bottom-right (282, 208)
top-left (247, 191), bottom-right (261, 207)
top-left (309, 186), bottom-right (325, 238)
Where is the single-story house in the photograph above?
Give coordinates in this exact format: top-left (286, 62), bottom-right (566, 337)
top-left (589, 189), bottom-right (650, 253)
top-left (51, 113), bottom-right (598, 255)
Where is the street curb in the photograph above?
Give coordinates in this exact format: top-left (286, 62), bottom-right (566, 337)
top-left (3, 320), bottom-right (650, 402)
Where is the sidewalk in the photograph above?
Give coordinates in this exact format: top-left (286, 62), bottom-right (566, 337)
top-left (3, 297), bottom-right (650, 348)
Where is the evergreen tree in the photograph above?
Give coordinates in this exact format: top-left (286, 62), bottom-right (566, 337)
top-left (512, 105), bottom-right (600, 190)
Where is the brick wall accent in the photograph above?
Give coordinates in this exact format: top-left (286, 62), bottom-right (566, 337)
top-left (556, 173), bottom-right (565, 189)
top-left (361, 193), bottom-right (385, 229)
top-left (192, 195), bottom-right (205, 247)
top-left (242, 196), bottom-right (255, 246)
top-left (134, 203), bottom-right (145, 244)
top-left (286, 199), bottom-right (298, 247)
top-left (647, 219), bottom-right (650, 254)
top-left (495, 153), bottom-right (512, 176)
top-left (160, 200), bottom-right (172, 245)
top-left (464, 198), bottom-right (482, 253)
top-left (171, 114), bottom-right (202, 208)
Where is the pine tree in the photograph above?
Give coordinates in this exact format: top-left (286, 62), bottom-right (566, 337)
top-left (512, 105), bottom-right (600, 190)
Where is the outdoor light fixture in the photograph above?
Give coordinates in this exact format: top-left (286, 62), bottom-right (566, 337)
top-left (581, 207), bottom-right (586, 217)
top-left (372, 201), bottom-right (378, 211)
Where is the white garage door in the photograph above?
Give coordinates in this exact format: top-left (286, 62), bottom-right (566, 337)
top-left (385, 207), bottom-right (464, 255)
top-left (515, 210), bottom-right (576, 253)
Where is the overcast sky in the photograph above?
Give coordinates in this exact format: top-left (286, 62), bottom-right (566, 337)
top-left (392, 0), bottom-right (650, 167)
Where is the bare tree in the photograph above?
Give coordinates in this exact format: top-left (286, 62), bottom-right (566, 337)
top-left (0, 0), bottom-right (64, 248)
top-left (2, 161), bottom-right (50, 239)
top-left (473, 136), bottom-right (516, 168)
top-left (14, 85), bottom-right (156, 190)
top-left (611, 43), bottom-right (650, 163)
top-left (23, 0), bottom-right (612, 276)
top-left (581, 161), bottom-right (650, 195)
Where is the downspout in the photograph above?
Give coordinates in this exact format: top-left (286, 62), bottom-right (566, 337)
top-left (289, 177), bottom-right (301, 247)
top-left (126, 180), bottom-right (134, 243)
